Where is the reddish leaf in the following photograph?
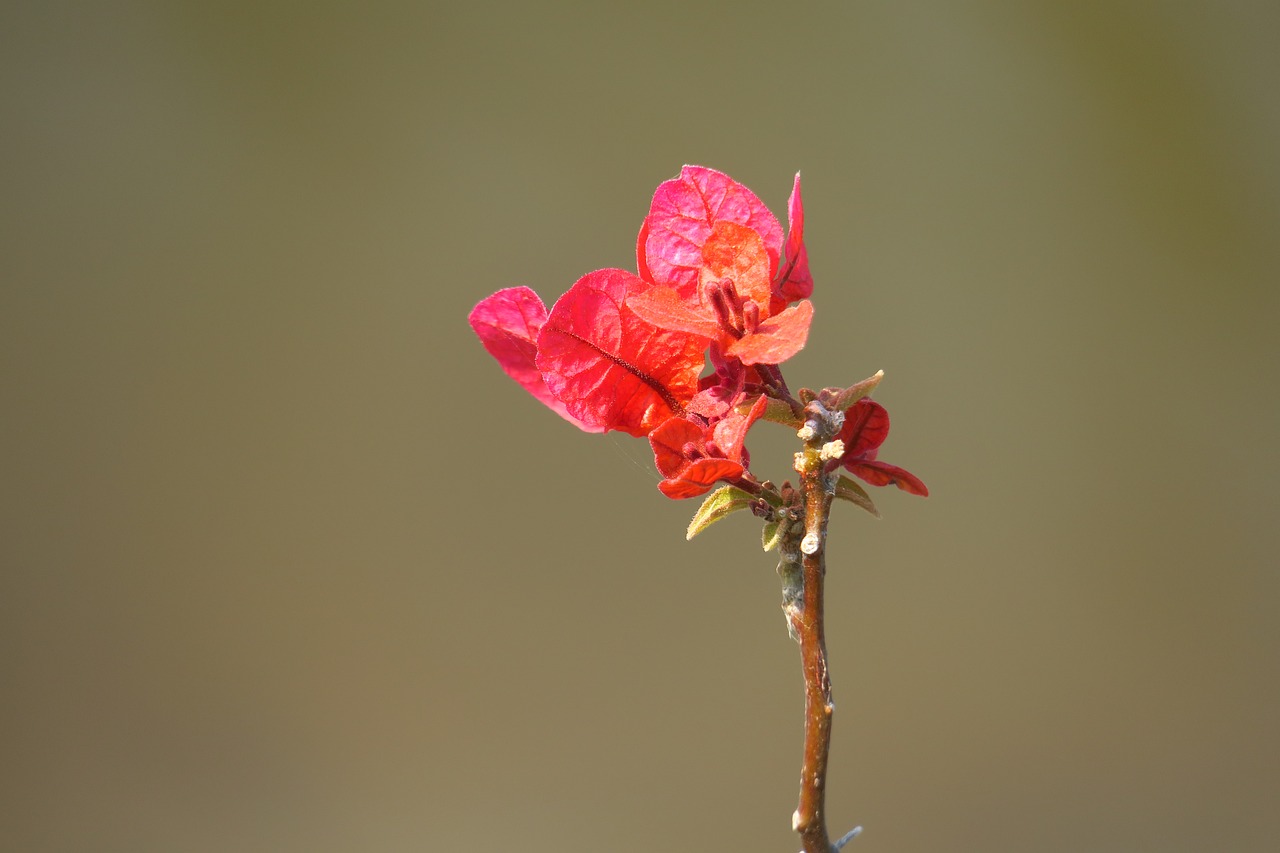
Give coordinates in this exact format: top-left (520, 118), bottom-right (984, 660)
top-left (838, 399), bottom-right (928, 497)
top-left (468, 287), bottom-right (603, 432)
top-left (640, 165), bottom-right (783, 298)
top-left (725, 300), bottom-right (813, 365)
top-left (649, 395), bottom-right (766, 500)
top-left (838, 398), bottom-right (890, 457)
top-left (844, 461), bottom-right (929, 496)
top-left (659, 459), bottom-right (746, 499)
top-left (775, 172), bottom-right (813, 306)
top-left (649, 416), bottom-right (704, 478)
top-left (535, 269), bottom-right (704, 438)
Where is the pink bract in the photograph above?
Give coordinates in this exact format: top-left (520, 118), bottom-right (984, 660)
top-left (638, 165), bottom-right (785, 301)
top-left (468, 287), bottom-right (603, 432)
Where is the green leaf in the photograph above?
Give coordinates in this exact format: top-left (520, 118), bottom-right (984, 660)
top-left (834, 475), bottom-right (881, 518)
top-left (686, 486), bottom-right (756, 540)
top-left (826, 371), bottom-right (884, 412)
top-left (743, 395), bottom-right (803, 428)
top-left (761, 520), bottom-right (782, 551)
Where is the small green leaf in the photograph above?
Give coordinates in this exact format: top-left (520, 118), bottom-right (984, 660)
top-left (826, 371), bottom-right (884, 412)
top-left (686, 486), bottom-right (756, 540)
top-left (743, 395), bottom-right (803, 428)
top-left (761, 520), bottom-right (782, 551)
top-left (834, 475), bottom-right (881, 518)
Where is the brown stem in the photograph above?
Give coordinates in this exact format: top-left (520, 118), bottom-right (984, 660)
top-left (793, 472), bottom-right (835, 851)
top-left (786, 405), bottom-right (840, 853)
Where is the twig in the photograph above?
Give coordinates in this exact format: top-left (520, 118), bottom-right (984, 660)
top-left (784, 401), bottom-right (844, 853)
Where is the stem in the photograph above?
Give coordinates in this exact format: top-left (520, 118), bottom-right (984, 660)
top-left (785, 404), bottom-right (841, 853)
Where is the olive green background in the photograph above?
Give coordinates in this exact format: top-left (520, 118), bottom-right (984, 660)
top-left (3, 2), bottom-right (1277, 851)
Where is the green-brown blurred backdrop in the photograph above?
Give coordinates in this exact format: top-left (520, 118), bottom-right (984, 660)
top-left (3, 2), bottom-right (1277, 851)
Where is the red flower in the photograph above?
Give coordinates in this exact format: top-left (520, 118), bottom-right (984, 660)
top-left (836, 399), bottom-right (929, 496)
top-left (649, 395), bottom-right (769, 499)
top-left (471, 168), bottom-right (815, 440)
top-left (628, 166), bottom-right (814, 366)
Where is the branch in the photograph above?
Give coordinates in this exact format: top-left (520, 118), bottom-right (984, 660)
top-left (782, 400), bottom-right (848, 853)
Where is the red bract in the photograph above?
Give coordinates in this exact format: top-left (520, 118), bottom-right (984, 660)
top-left (535, 268), bottom-right (706, 438)
top-left (836, 399), bottom-right (929, 496)
top-left (773, 172), bottom-right (813, 313)
top-left (471, 167), bottom-right (819, 442)
top-left (637, 165), bottom-right (785, 300)
top-left (468, 286), bottom-right (604, 432)
top-left (649, 395), bottom-right (768, 499)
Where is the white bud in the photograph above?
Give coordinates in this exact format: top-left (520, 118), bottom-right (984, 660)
top-left (796, 424), bottom-right (816, 441)
top-left (800, 532), bottom-right (821, 554)
top-left (793, 452), bottom-right (806, 473)
top-left (819, 440), bottom-right (845, 461)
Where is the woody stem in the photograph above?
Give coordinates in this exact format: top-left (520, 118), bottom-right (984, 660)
top-left (786, 405), bottom-right (839, 853)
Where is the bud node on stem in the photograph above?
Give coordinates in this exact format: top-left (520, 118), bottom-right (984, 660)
top-left (800, 532), bottom-right (821, 555)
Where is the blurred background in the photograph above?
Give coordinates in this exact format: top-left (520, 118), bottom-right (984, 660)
top-left (3, 2), bottom-right (1277, 851)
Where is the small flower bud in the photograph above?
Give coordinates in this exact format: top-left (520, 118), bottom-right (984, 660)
top-left (819, 439), bottom-right (845, 461)
top-left (742, 299), bottom-right (760, 333)
top-left (681, 441), bottom-right (702, 460)
top-left (796, 424), bottom-right (816, 441)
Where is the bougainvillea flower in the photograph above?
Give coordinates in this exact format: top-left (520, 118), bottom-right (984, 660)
top-left (637, 165), bottom-right (785, 299)
top-left (629, 220), bottom-right (812, 366)
top-left (772, 172), bottom-right (813, 314)
top-left (835, 399), bottom-right (929, 496)
top-left (534, 268), bottom-right (706, 438)
top-left (649, 395), bottom-right (769, 499)
top-left (468, 286), bottom-right (604, 432)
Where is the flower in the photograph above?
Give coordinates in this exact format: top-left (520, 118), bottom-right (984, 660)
top-left (470, 167), bottom-right (814, 440)
top-left (628, 166), bottom-right (814, 366)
